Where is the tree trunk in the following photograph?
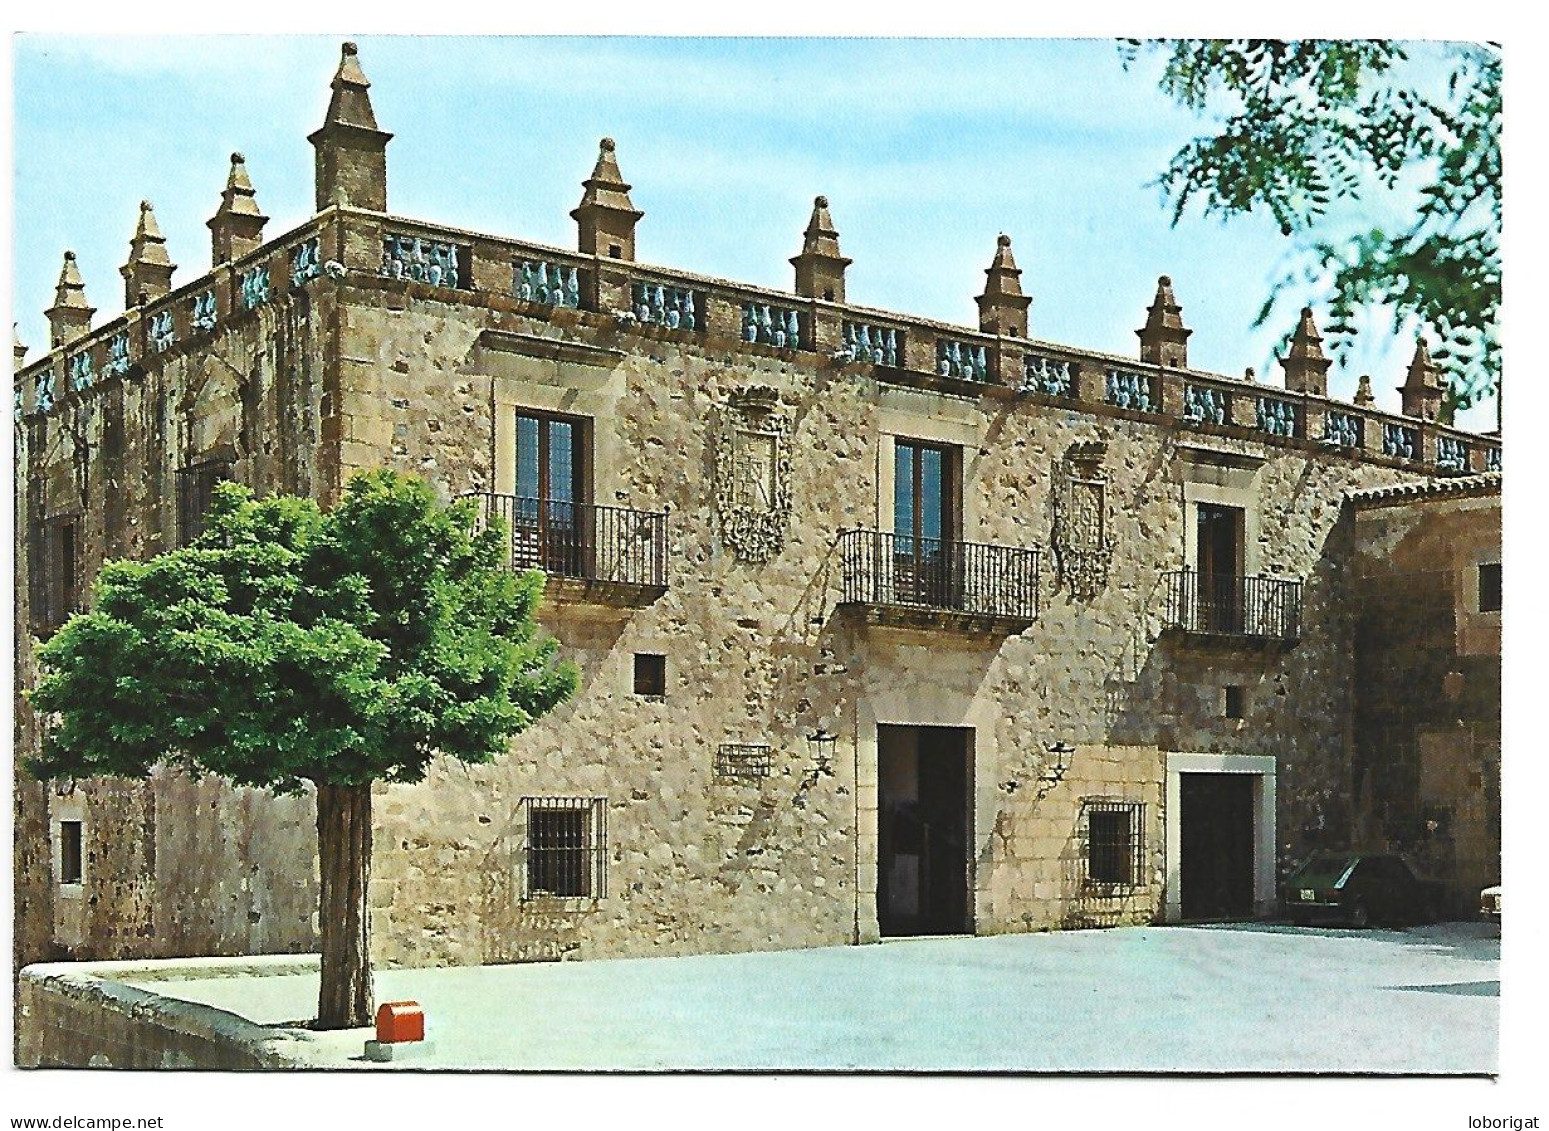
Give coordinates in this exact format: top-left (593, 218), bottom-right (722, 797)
top-left (315, 781), bottom-right (374, 1030)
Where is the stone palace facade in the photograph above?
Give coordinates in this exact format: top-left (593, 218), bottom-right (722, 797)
top-left (13, 43), bottom-right (1501, 973)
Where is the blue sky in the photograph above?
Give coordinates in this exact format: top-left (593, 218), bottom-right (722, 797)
top-left (11, 35), bottom-right (1497, 430)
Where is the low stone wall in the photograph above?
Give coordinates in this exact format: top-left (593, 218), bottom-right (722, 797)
top-left (17, 956), bottom-right (330, 1069)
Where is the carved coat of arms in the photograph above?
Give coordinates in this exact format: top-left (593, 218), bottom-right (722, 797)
top-left (1052, 441), bottom-right (1115, 601)
top-left (714, 386), bottom-right (792, 562)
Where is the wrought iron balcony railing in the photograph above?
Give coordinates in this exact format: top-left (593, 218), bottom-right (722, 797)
top-left (464, 493), bottom-right (668, 592)
top-left (838, 529), bottom-right (1039, 624)
top-left (1162, 570), bottom-right (1302, 642)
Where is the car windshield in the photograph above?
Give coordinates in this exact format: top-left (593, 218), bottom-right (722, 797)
top-left (1291, 855), bottom-right (1357, 886)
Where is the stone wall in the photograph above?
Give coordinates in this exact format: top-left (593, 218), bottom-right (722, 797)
top-left (17, 957), bottom-right (327, 1069)
top-left (15, 266), bottom-right (1481, 978)
top-left (1350, 486), bottom-right (1501, 913)
top-left (14, 289), bottom-right (336, 968)
top-left (337, 284), bottom-right (1418, 966)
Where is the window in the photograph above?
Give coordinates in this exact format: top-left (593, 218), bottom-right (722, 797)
top-left (59, 820), bottom-right (83, 885)
top-left (633, 653), bottom-right (666, 697)
top-left (716, 743), bottom-right (772, 779)
top-left (1479, 563), bottom-right (1502, 613)
top-left (31, 515), bottom-right (80, 630)
top-left (176, 458), bottom-right (234, 546)
top-left (1195, 503), bottom-right (1245, 632)
top-left (522, 797), bottom-right (606, 899)
top-left (1083, 800), bottom-right (1145, 888)
top-left (1224, 686), bottom-right (1246, 719)
top-left (512, 411), bottom-right (588, 577)
top-left (892, 439), bottom-right (960, 605)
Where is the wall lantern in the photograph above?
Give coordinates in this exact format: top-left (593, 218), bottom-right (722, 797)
top-left (806, 728), bottom-right (839, 776)
top-left (1034, 741), bottom-right (1076, 800)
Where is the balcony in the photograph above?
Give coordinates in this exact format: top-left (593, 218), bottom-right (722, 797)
top-left (1162, 571), bottom-right (1302, 645)
top-left (837, 529), bottom-right (1039, 633)
top-left (464, 493), bottom-right (668, 607)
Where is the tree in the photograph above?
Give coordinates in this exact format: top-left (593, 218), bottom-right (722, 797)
top-left (1124, 39), bottom-right (1500, 418)
top-left (27, 470), bottom-right (578, 1029)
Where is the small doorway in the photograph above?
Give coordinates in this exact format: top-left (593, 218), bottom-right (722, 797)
top-left (1196, 503), bottom-right (1245, 632)
top-left (1179, 772), bottom-right (1257, 920)
top-left (877, 725), bottom-right (972, 936)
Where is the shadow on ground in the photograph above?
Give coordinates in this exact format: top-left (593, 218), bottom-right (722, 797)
top-left (1388, 980), bottom-right (1499, 997)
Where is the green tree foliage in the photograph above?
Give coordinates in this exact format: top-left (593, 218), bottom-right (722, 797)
top-left (28, 470), bottom-right (578, 1027)
top-left (1124, 39), bottom-right (1500, 414)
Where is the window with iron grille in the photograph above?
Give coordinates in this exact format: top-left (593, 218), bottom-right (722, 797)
top-left (31, 515), bottom-right (81, 632)
top-left (176, 459), bottom-right (234, 547)
top-left (58, 820), bottom-right (83, 886)
top-left (522, 797), bottom-right (606, 899)
top-left (1082, 799), bottom-right (1146, 889)
top-left (716, 743), bottom-right (772, 779)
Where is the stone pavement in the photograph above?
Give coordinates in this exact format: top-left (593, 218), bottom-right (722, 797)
top-left (119, 922), bottom-right (1498, 1072)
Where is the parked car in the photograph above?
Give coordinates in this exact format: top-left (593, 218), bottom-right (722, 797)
top-left (1280, 853), bottom-right (1443, 928)
top-left (1480, 884), bottom-right (1501, 924)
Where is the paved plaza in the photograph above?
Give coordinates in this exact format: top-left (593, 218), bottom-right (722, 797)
top-left (119, 922), bottom-right (1498, 1073)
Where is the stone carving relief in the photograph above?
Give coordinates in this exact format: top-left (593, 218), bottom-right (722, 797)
top-left (714, 385), bottom-right (792, 563)
top-left (1052, 441), bottom-right (1114, 601)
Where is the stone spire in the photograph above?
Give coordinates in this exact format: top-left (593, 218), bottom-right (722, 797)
top-left (1280, 306), bottom-right (1333, 395)
top-left (1136, 275), bottom-right (1191, 368)
top-left (1354, 374), bottom-right (1375, 407)
top-left (120, 200), bottom-right (177, 308)
top-left (975, 234), bottom-right (1032, 338)
top-left (790, 195), bottom-right (852, 303)
top-left (308, 41), bottom-right (393, 214)
top-left (208, 152), bottom-right (270, 266)
top-left (571, 137), bottom-right (644, 262)
top-left (46, 251), bottom-right (95, 347)
top-left (14, 323), bottom-right (27, 369)
top-left (1400, 336), bottom-right (1444, 420)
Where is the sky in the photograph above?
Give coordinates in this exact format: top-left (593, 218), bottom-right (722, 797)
top-left (9, 35), bottom-right (1499, 431)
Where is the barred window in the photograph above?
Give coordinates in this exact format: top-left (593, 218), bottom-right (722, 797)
top-left (176, 458), bottom-right (234, 547)
top-left (715, 743), bottom-right (771, 779)
top-left (1083, 799), bottom-right (1146, 888)
top-left (522, 797), bottom-right (606, 899)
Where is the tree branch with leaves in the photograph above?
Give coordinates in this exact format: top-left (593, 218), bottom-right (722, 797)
top-left (1124, 39), bottom-right (1500, 419)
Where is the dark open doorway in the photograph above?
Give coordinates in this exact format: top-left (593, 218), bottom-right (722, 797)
top-left (877, 725), bottom-right (972, 936)
top-left (1179, 772), bottom-right (1257, 920)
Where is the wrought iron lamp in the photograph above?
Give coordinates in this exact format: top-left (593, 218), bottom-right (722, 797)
top-left (1034, 741), bottom-right (1076, 800)
top-left (806, 728), bottom-right (839, 777)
